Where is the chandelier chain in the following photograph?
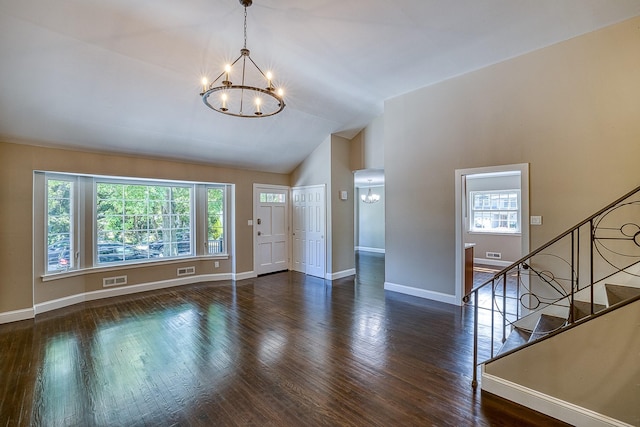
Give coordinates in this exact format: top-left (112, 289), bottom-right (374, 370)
top-left (243, 7), bottom-right (248, 49)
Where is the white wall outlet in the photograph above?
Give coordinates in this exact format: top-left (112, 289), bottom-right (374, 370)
top-left (214, 261), bottom-right (219, 268)
top-left (530, 215), bottom-right (543, 225)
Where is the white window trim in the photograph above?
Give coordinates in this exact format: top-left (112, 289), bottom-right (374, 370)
top-left (40, 171), bottom-right (230, 276)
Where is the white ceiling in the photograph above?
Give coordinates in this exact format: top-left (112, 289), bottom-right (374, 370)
top-left (1, 1), bottom-right (639, 174)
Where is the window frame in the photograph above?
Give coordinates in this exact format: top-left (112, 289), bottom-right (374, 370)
top-left (41, 171), bottom-right (230, 276)
top-left (469, 189), bottom-right (521, 235)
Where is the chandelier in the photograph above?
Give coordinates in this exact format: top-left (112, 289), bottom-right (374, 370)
top-left (200, 0), bottom-right (285, 118)
top-left (361, 181), bottom-right (380, 204)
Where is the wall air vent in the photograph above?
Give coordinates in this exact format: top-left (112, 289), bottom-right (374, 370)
top-left (103, 275), bottom-right (127, 288)
top-left (177, 266), bottom-right (196, 277)
top-left (486, 252), bottom-right (502, 259)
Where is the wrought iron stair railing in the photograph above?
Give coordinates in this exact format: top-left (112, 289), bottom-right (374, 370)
top-left (465, 184), bottom-right (640, 388)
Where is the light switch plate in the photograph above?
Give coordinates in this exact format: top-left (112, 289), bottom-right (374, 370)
top-left (530, 215), bottom-right (543, 225)
top-left (248, 219), bottom-right (253, 226)
top-left (340, 190), bottom-right (348, 200)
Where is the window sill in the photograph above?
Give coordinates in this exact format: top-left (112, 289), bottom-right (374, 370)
top-left (467, 231), bottom-right (521, 237)
top-left (41, 254), bottom-right (229, 282)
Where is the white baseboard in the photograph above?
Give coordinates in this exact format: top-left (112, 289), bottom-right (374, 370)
top-left (355, 246), bottom-right (385, 254)
top-left (34, 273), bottom-right (233, 316)
top-left (326, 268), bottom-right (356, 280)
top-left (384, 282), bottom-right (457, 305)
top-left (0, 307), bottom-right (35, 324)
top-left (233, 271), bottom-right (256, 281)
top-left (474, 257), bottom-right (513, 268)
top-left (481, 367), bottom-right (632, 427)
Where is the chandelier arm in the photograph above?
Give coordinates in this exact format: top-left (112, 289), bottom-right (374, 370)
top-left (246, 55), bottom-right (268, 79)
top-left (207, 54), bottom-right (244, 89)
top-left (239, 56), bottom-right (247, 114)
top-left (241, 55), bottom-right (247, 86)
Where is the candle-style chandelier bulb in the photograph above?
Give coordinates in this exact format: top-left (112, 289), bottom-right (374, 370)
top-left (220, 93), bottom-right (228, 112)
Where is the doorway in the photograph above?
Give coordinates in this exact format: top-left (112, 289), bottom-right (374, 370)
top-left (254, 184), bottom-right (289, 275)
top-left (454, 164), bottom-right (530, 305)
top-left (354, 169), bottom-right (385, 255)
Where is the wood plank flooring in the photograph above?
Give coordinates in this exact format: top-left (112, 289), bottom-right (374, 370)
top-left (0, 252), bottom-right (569, 426)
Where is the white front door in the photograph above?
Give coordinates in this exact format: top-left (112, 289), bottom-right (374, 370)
top-left (292, 185), bottom-right (325, 278)
top-left (255, 185), bottom-right (289, 275)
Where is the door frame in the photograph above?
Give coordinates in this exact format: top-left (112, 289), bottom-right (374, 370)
top-left (253, 183), bottom-right (291, 275)
top-left (454, 163), bottom-right (530, 305)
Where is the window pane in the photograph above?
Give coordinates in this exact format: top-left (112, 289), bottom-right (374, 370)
top-left (47, 179), bottom-right (73, 272)
top-left (96, 182), bottom-right (193, 264)
top-left (470, 190), bottom-right (520, 233)
top-left (259, 192), bottom-right (285, 204)
top-left (207, 187), bottom-right (225, 254)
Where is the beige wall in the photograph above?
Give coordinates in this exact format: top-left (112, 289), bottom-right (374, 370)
top-left (384, 16), bottom-right (640, 296)
top-left (0, 142), bottom-right (288, 313)
top-left (485, 300), bottom-right (640, 424)
top-left (291, 136), bottom-right (333, 273)
top-left (362, 115), bottom-right (384, 170)
top-left (350, 115), bottom-right (385, 173)
top-left (331, 135), bottom-right (355, 274)
top-left (290, 134), bottom-right (356, 275)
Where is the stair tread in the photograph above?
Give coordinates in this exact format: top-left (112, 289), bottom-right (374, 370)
top-left (572, 300), bottom-right (607, 320)
top-left (605, 284), bottom-right (640, 306)
top-left (528, 314), bottom-right (566, 342)
top-left (498, 328), bottom-right (532, 355)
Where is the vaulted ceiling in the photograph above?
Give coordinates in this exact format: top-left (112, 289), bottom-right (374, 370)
top-left (1, 1), bottom-right (639, 173)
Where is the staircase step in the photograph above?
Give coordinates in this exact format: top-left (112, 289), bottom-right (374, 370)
top-left (605, 284), bottom-right (640, 306)
top-left (528, 314), bottom-right (566, 342)
top-left (498, 328), bottom-right (532, 355)
top-left (572, 300), bottom-right (607, 321)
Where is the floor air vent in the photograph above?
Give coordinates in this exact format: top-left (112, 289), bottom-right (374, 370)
top-left (177, 266), bottom-right (196, 276)
top-left (486, 252), bottom-right (502, 259)
top-left (103, 275), bottom-right (127, 288)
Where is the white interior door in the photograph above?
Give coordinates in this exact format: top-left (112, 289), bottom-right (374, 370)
top-left (255, 186), bottom-right (289, 275)
top-left (292, 188), bottom-right (306, 273)
top-left (292, 185), bottom-right (325, 278)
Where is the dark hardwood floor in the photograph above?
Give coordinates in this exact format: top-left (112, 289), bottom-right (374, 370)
top-left (0, 252), bottom-right (569, 426)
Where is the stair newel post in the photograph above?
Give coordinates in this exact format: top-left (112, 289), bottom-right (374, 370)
top-left (502, 271), bottom-right (507, 343)
top-left (472, 288), bottom-right (479, 389)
